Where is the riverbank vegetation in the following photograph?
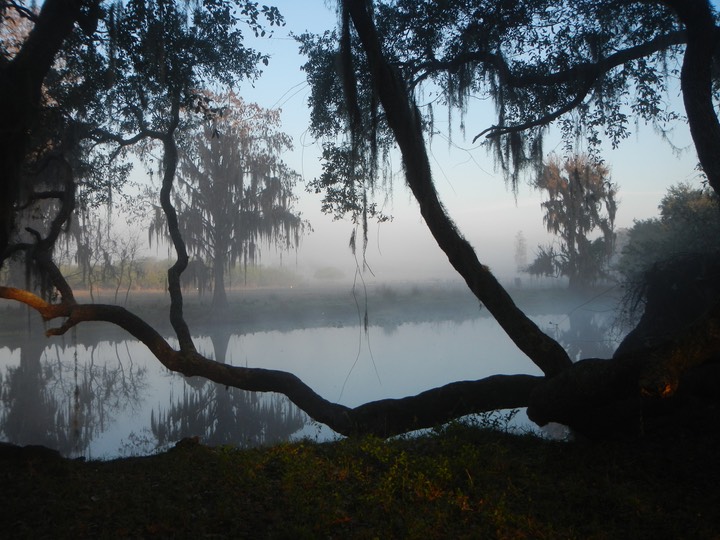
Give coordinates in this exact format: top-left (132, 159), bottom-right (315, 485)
top-left (2, 418), bottom-right (717, 539)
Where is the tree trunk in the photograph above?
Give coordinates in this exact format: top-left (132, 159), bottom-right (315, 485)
top-left (211, 245), bottom-right (229, 311)
top-left (0, 0), bottom-right (86, 260)
top-left (664, 0), bottom-right (720, 195)
top-left (344, 0), bottom-right (572, 378)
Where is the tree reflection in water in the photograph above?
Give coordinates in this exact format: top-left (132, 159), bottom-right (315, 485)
top-left (0, 326), bottom-right (148, 458)
top-left (550, 308), bottom-right (618, 362)
top-left (150, 327), bottom-right (306, 448)
top-left (150, 384), bottom-right (306, 448)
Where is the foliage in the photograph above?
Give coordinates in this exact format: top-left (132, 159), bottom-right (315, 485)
top-left (307, 142), bottom-right (392, 224)
top-left (3, 0), bottom-right (720, 441)
top-left (525, 155), bottom-right (618, 289)
top-left (616, 183), bottom-right (720, 323)
top-left (298, 0), bottom-right (686, 194)
top-left (5, 0), bottom-right (283, 260)
top-left (2, 427), bottom-right (719, 538)
top-left (618, 183), bottom-right (720, 281)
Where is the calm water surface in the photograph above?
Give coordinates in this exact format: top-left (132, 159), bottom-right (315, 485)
top-left (0, 304), bottom-right (620, 459)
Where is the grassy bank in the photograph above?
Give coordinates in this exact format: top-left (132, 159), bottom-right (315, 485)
top-left (2, 420), bottom-right (718, 539)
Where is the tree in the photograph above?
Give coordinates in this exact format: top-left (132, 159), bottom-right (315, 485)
top-left (292, 0), bottom-right (720, 436)
top-left (616, 183), bottom-right (720, 328)
top-left (619, 183), bottom-right (720, 280)
top-left (526, 155), bottom-right (618, 289)
top-left (2, 0), bottom-right (720, 442)
top-left (150, 93), bottom-right (306, 311)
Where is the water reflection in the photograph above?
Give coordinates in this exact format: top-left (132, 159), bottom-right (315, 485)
top-left (0, 303), bottom-right (621, 459)
top-left (541, 308), bottom-right (617, 361)
top-left (0, 328), bottom-right (148, 457)
top-left (151, 325), bottom-right (305, 448)
top-left (151, 385), bottom-right (305, 448)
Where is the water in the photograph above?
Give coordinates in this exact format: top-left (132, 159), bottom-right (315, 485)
top-left (0, 294), bottom-right (621, 459)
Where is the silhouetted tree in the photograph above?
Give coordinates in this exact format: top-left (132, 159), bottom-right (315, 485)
top-left (150, 93), bottom-right (306, 310)
top-left (616, 183), bottom-right (720, 333)
top-left (618, 183), bottom-right (720, 284)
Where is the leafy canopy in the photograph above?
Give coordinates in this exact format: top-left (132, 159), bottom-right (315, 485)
top-left (299, 0), bottom-right (686, 200)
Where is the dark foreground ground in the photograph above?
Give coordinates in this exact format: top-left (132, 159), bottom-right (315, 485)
top-left (1, 420), bottom-right (718, 539)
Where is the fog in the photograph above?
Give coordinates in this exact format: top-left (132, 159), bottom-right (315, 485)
top-left (0, 280), bottom-right (625, 458)
top-left (225, 0), bottom-right (702, 287)
top-left (0, 0), bottom-right (709, 459)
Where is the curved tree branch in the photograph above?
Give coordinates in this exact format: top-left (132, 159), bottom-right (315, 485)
top-left (661, 0), bottom-right (720, 194)
top-left (470, 30), bottom-right (687, 141)
top-left (344, 0), bottom-right (572, 377)
top-left (158, 96), bottom-right (195, 353)
top-left (528, 298), bottom-right (720, 430)
top-left (0, 286), bottom-right (542, 438)
top-left (473, 79), bottom-right (595, 142)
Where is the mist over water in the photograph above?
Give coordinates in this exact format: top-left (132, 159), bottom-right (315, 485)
top-left (0, 282), bottom-right (625, 459)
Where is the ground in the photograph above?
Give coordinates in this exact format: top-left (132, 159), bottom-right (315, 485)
top-left (1, 421), bottom-right (718, 539)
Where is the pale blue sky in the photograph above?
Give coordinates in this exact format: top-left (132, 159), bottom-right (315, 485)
top-left (227, 1), bottom-right (702, 282)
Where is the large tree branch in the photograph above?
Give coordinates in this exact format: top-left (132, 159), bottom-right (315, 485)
top-left (469, 30), bottom-right (687, 140)
top-left (528, 299), bottom-right (720, 430)
top-left (0, 286), bottom-right (542, 437)
top-left (345, 0), bottom-right (572, 377)
top-left (411, 30), bottom-right (686, 92)
top-left (661, 0), bottom-right (720, 195)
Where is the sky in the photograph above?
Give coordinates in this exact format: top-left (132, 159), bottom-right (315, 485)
top-left (151, 1), bottom-right (705, 284)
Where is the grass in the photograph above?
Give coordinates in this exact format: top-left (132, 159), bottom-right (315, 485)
top-left (2, 419), bottom-right (719, 539)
